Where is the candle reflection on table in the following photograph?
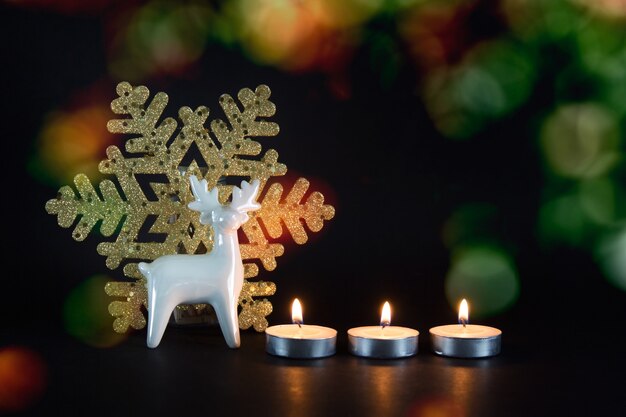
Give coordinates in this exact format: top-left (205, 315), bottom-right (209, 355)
top-left (406, 360), bottom-right (494, 416)
top-left (283, 366), bottom-right (308, 417)
top-left (346, 360), bottom-right (409, 416)
top-left (277, 364), bottom-right (327, 417)
top-left (450, 365), bottom-right (472, 410)
top-left (369, 365), bottom-right (402, 416)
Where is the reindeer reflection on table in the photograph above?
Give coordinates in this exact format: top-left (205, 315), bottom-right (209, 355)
top-left (138, 176), bottom-right (261, 349)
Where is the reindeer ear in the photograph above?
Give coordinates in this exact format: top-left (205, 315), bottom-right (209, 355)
top-left (188, 201), bottom-right (203, 212)
top-left (247, 180), bottom-right (261, 203)
top-left (241, 179), bottom-right (260, 193)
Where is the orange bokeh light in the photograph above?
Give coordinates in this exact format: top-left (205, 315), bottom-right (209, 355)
top-left (37, 104), bottom-right (116, 184)
top-left (0, 346), bottom-right (47, 413)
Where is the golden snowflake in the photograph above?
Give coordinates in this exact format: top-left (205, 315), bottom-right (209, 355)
top-left (46, 82), bottom-right (335, 333)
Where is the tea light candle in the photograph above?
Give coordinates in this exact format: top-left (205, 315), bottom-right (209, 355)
top-left (429, 299), bottom-right (501, 358)
top-left (347, 301), bottom-right (419, 359)
top-left (265, 298), bottom-right (337, 359)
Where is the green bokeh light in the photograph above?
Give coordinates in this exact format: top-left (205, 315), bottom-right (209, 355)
top-left (108, 2), bottom-right (213, 80)
top-left (595, 228), bottom-right (626, 291)
top-left (503, 0), bottom-right (584, 40)
top-left (63, 275), bottom-right (127, 348)
top-left (540, 103), bottom-right (621, 179)
top-left (539, 194), bottom-right (588, 247)
top-left (462, 41), bottom-right (537, 117)
top-left (422, 39), bottom-right (537, 139)
top-left (579, 177), bottom-right (619, 226)
top-left (445, 246), bottom-right (520, 318)
top-left (575, 17), bottom-right (626, 115)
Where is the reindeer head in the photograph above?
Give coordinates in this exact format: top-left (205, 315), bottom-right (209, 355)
top-left (188, 176), bottom-right (261, 232)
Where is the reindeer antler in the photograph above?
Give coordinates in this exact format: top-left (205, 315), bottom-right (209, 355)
top-left (188, 175), bottom-right (221, 214)
top-left (231, 180), bottom-right (261, 213)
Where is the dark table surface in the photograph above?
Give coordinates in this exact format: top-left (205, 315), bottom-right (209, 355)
top-left (6, 319), bottom-right (625, 417)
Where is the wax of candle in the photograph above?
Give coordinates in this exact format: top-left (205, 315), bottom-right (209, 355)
top-left (348, 326), bottom-right (419, 339)
top-left (265, 324), bottom-right (337, 340)
top-left (429, 324), bottom-right (501, 339)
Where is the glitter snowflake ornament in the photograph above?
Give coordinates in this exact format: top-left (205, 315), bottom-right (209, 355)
top-left (46, 82), bottom-right (335, 338)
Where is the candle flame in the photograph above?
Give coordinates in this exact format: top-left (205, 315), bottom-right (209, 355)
top-left (292, 298), bottom-right (303, 326)
top-left (458, 299), bottom-right (469, 326)
top-left (380, 301), bottom-right (391, 328)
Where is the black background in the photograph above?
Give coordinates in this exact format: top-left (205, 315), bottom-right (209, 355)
top-left (2, 3), bottom-right (626, 417)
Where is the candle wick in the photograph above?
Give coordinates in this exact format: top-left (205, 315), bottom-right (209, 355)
top-left (459, 318), bottom-right (467, 328)
top-left (297, 323), bottom-right (302, 328)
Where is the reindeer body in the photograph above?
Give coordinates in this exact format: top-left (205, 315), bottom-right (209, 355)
top-left (139, 176), bottom-right (260, 349)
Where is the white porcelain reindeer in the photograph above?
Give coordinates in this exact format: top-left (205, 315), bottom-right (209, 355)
top-left (138, 176), bottom-right (261, 349)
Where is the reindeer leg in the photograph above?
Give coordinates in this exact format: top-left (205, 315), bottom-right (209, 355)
top-left (211, 289), bottom-right (241, 349)
top-left (146, 278), bottom-right (177, 349)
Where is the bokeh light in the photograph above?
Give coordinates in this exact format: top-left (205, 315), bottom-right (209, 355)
top-left (63, 274), bottom-right (128, 348)
top-left (460, 41), bottom-right (536, 117)
top-left (107, 1), bottom-right (213, 81)
top-left (540, 103), bottom-right (621, 179)
top-left (503, 0), bottom-right (590, 40)
top-left (31, 103), bottom-right (116, 186)
top-left (539, 194), bottom-right (588, 247)
top-left (401, 0), bottom-right (507, 70)
top-left (445, 245), bottom-right (520, 318)
top-left (578, 177), bottom-right (620, 226)
top-left (573, 0), bottom-right (626, 19)
top-left (0, 346), bottom-right (47, 414)
top-left (220, 0), bottom-right (363, 96)
top-left (539, 177), bottom-right (625, 249)
top-left (406, 395), bottom-right (465, 417)
top-left (574, 19), bottom-right (626, 115)
top-left (421, 39), bottom-right (536, 139)
top-left (595, 229), bottom-right (626, 291)
top-left (230, 0), bottom-right (330, 69)
top-left (307, 0), bottom-right (385, 29)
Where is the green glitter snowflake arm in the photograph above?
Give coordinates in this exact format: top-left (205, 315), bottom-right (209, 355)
top-left (45, 174), bottom-right (128, 241)
top-left (104, 279), bottom-right (147, 333)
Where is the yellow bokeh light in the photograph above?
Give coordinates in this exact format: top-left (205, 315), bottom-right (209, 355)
top-left (540, 103), bottom-right (621, 179)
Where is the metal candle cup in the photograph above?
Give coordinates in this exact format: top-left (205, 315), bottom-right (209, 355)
top-left (429, 299), bottom-right (502, 358)
top-left (348, 326), bottom-right (419, 358)
top-left (347, 301), bottom-right (419, 359)
top-left (265, 299), bottom-right (337, 359)
top-left (429, 324), bottom-right (501, 358)
top-left (266, 324), bottom-right (337, 359)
